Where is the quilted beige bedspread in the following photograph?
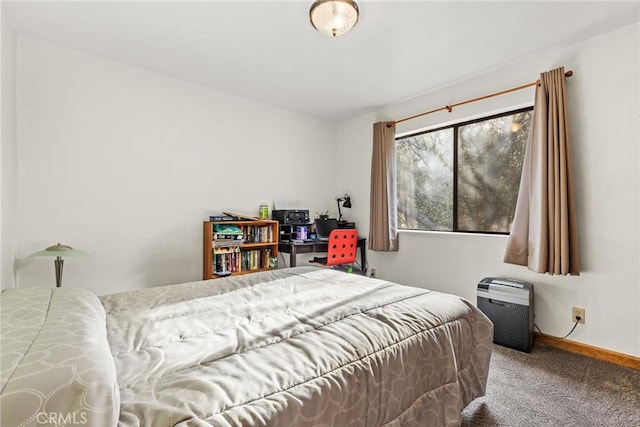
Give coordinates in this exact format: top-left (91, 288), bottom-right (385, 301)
top-left (0, 288), bottom-right (120, 427)
top-left (101, 267), bottom-right (493, 426)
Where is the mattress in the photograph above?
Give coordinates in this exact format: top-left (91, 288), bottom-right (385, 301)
top-left (101, 266), bottom-right (493, 426)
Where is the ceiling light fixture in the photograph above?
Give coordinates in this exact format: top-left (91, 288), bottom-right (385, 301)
top-left (309, 0), bottom-right (359, 37)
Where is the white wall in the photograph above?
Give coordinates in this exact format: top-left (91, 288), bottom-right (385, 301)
top-left (12, 21), bottom-right (639, 358)
top-left (1, 4), bottom-right (18, 289)
top-left (337, 24), bottom-right (640, 357)
top-left (17, 38), bottom-right (337, 295)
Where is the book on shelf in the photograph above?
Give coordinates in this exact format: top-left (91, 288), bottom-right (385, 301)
top-left (212, 224), bottom-right (244, 248)
top-left (244, 225), bottom-right (274, 243)
top-left (213, 233), bottom-right (243, 240)
top-left (209, 214), bottom-right (240, 221)
top-left (237, 248), bottom-right (273, 271)
top-left (213, 246), bottom-right (240, 254)
top-left (204, 216), bottom-right (278, 280)
top-left (213, 239), bottom-right (244, 248)
top-left (222, 211), bottom-right (260, 221)
top-left (268, 256), bottom-right (278, 269)
top-left (214, 251), bottom-right (239, 274)
top-left (213, 224), bottom-right (243, 234)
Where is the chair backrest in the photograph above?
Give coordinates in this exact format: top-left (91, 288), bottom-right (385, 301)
top-left (326, 229), bottom-right (358, 266)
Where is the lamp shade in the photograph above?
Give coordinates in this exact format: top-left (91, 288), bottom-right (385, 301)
top-left (342, 196), bottom-right (351, 209)
top-left (310, 0), bottom-right (359, 37)
top-left (28, 243), bottom-right (88, 288)
top-left (27, 243), bottom-right (89, 259)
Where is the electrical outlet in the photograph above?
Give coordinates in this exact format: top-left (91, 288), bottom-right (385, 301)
top-left (572, 307), bottom-right (585, 324)
top-left (370, 268), bottom-right (376, 278)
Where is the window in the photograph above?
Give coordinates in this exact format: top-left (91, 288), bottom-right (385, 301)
top-left (396, 107), bottom-right (532, 234)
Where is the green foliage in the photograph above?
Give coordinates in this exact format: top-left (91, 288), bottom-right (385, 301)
top-left (396, 109), bottom-right (531, 232)
top-left (396, 128), bottom-right (453, 230)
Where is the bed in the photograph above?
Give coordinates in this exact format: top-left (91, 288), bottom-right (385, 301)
top-left (1, 266), bottom-right (493, 426)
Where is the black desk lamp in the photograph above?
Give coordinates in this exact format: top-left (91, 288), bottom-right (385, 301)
top-left (336, 194), bottom-right (351, 222)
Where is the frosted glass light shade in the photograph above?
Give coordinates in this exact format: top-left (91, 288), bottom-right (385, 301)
top-left (310, 0), bottom-right (359, 37)
top-left (28, 243), bottom-right (89, 259)
top-left (28, 243), bottom-right (89, 288)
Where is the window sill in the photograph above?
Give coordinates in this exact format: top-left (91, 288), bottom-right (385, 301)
top-left (398, 229), bottom-right (509, 238)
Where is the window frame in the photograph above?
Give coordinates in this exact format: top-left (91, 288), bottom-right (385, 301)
top-left (395, 106), bottom-right (533, 235)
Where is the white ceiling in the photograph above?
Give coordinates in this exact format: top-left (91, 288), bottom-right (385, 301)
top-left (5, 1), bottom-right (639, 122)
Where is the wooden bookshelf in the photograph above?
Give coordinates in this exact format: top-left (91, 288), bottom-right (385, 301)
top-left (203, 220), bottom-right (279, 280)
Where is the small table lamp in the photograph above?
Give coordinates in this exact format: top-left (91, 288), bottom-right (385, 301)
top-left (336, 194), bottom-right (352, 223)
top-left (27, 243), bottom-right (89, 287)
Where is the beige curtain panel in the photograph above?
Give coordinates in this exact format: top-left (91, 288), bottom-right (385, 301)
top-left (504, 67), bottom-right (580, 275)
top-left (368, 121), bottom-right (399, 251)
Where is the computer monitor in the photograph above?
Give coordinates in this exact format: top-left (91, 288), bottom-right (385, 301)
top-left (315, 218), bottom-right (338, 241)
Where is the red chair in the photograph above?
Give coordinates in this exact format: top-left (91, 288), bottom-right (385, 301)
top-left (310, 229), bottom-right (358, 267)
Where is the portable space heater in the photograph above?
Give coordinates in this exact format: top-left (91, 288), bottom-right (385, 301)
top-left (477, 277), bottom-right (534, 352)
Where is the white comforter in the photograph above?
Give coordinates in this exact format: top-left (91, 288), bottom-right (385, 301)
top-left (101, 267), bottom-right (493, 426)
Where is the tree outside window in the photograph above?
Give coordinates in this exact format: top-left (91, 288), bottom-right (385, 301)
top-left (396, 107), bottom-right (532, 234)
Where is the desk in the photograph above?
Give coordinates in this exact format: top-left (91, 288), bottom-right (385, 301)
top-left (279, 238), bottom-right (367, 274)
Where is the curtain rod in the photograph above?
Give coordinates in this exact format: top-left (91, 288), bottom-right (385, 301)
top-left (386, 70), bottom-right (574, 127)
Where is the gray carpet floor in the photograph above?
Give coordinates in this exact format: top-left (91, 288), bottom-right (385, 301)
top-left (462, 344), bottom-right (640, 426)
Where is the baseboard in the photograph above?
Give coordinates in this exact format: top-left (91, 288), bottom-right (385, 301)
top-left (535, 333), bottom-right (640, 371)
